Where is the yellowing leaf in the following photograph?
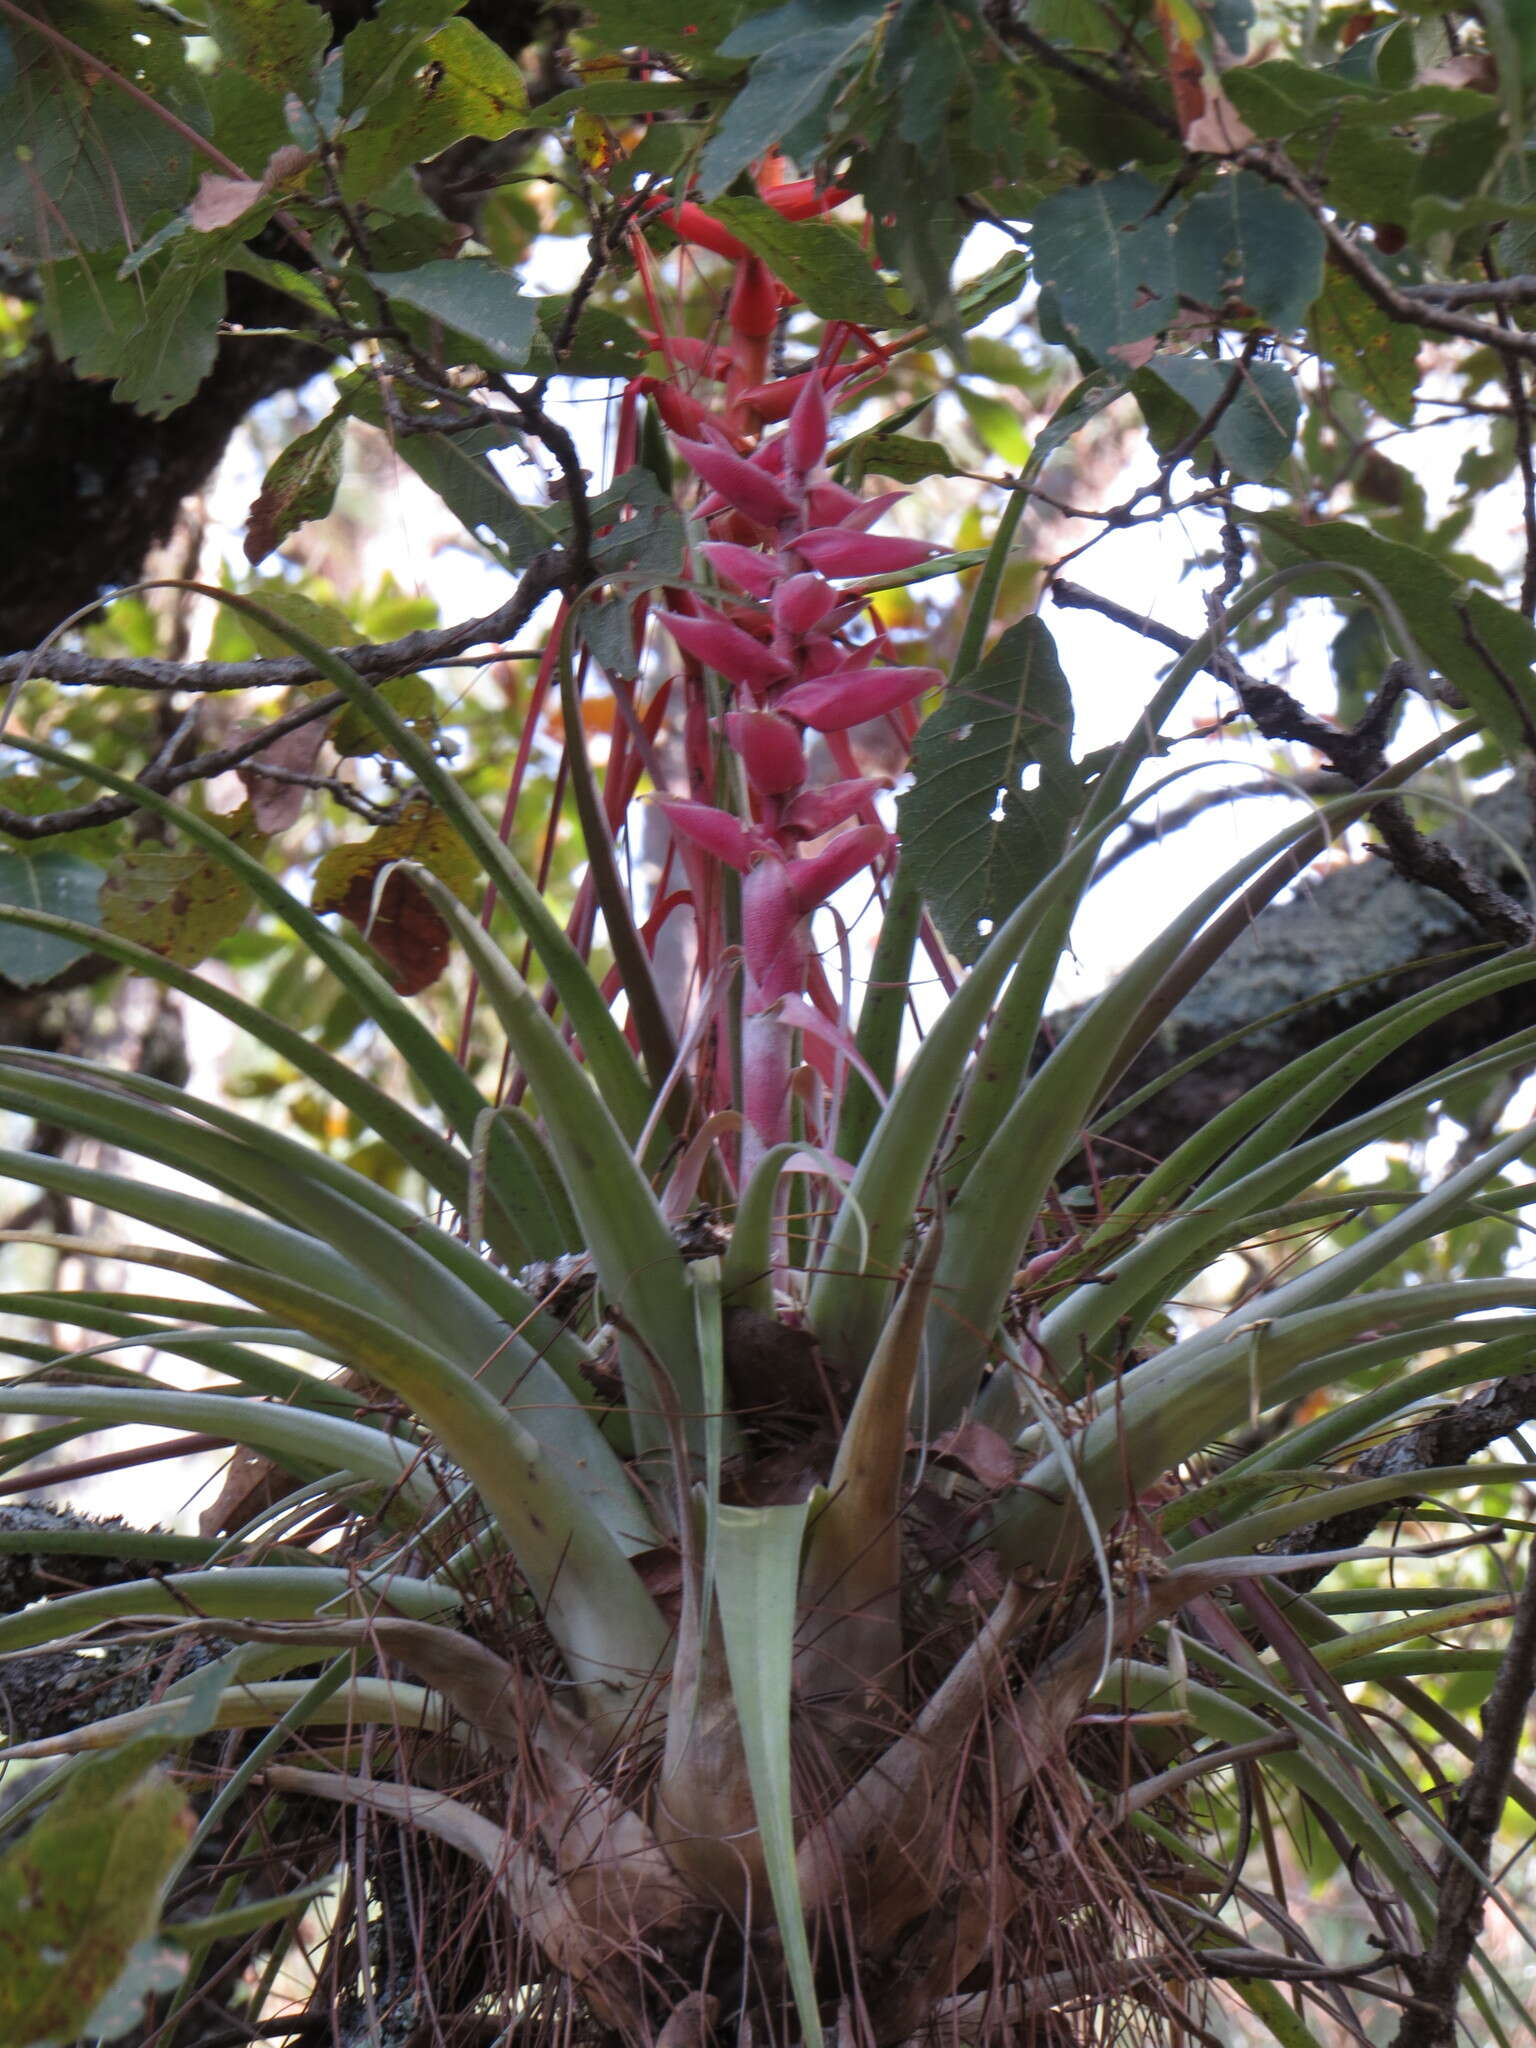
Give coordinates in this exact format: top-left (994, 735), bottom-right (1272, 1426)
top-left (99, 811), bottom-right (263, 967)
top-left (312, 799), bottom-right (479, 995)
top-left (0, 1739), bottom-right (193, 2047)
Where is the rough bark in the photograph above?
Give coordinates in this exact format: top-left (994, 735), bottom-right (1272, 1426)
top-left (1072, 782), bottom-right (1536, 1177)
top-left (0, 274), bottom-right (335, 654)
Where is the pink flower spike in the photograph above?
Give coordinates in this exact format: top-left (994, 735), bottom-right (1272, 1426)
top-left (658, 606), bottom-right (791, 694)
top-left (791, 529), bottom-right (940, 577)
top-left (654, 798), bottom-right (764, 872)
top-left (772, 571), bottom-right (839, 637)
top-left (699, 541), bottom-right (779, 599)
top-left (674, 436), bottom-right (796, 527)
top-left (782, 776), bottom-right (883, 839)
top-left (788, 822), bottom-right (890, 913)
top-left (787, 373), bottom-right (829, 476)
top-left (743, 856), bottom-right (805, 1001)
top-left (722, 710), bottom-right (807, 796)
top-left (777, 665), bottom-right (941, 732)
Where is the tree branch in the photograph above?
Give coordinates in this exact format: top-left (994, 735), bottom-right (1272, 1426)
top-left (1391, 1539), bottom-right (1536, 2047)
top-left (0, 551), bottom-right (564, 694)
top-left (1050, 578), bottom-right (1536, 946)
top-left (1276, 1376), bottom-right (1536, 1570)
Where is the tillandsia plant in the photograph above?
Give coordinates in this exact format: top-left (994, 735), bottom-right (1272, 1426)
top-left (11, 3), bottom-right (1536, 2048)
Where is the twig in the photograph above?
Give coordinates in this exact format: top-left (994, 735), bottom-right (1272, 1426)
top-left (985, 7), bottom-right (1179, 137)
top-left (1244, 147), bottom-right (1536, 369)
top-left (1480, 250), bottom-right (1536, 620)
top-left (1050, 579), bottom-right (1536, 944)
top-left (1402, 276), bottom-right (1536, 309)
top-left (0, 552), bottom-right (563, 693)
top-left (1277, 1376), bottom-right (1536, 1568)
top-left (1390, 1541), bottom-right (1536, 2047)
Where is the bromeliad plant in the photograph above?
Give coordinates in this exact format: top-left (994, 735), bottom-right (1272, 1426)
top-left (7, 194), bottom-right (1536, 2048)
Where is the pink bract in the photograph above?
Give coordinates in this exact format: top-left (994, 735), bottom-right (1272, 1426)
top-left (775, 664), bottom-right (941, 732)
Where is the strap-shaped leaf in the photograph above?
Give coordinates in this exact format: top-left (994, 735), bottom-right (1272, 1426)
top-left (714, 1500), bottom-right (823, 2048)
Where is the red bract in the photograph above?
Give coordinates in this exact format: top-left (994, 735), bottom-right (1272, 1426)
top-left (781, 777), bottom-right (883, 840)
top-left (772, 571), bottom-right (838, 638)
top-left (654, 798), bottom-right (764, 871)
top-left (729, 255), bottom-right (783, 341)
top-left (776, 665), bottom-right (941, 732)
top-left (791, 529), bottom-right (940, 576)
top-left (743, 857), bottom-right (804, 1001)
top-left (802, 480), bottom-right (867, 526)
top-left (644, 381), bottom-right (717, 441)
top-left (722, 710), bottom-right (808, 795)
top-left (786, 373), bottom-right (829, 476)
top-left (658, 605), bottom-right (790, 694)
top-left (699, 541), bottom-right (781, 599)
top-left (645, 334), bottom-right (736, 381)
top-left (654, 199), bottom-right (750, 260)
top-left (674, 437), bottom-right (796, 527)
top-left (760, 178), bottom-right (853, 218)
top-left (789, 821), bottom-right (889, 913)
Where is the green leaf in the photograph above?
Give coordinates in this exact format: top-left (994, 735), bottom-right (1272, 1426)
top-left (1310, 270), bottom-right (1420, 426)
top-left (701, 195), bottom-right (900, 325)
top-left (1031, 370), bottom-right (1126, 466)
top-left (842, 432), bottom-right (961, 485)
top-left (0, 3), bottom-right (206, 258)
top-left (1174, 175), bottom-right (1324, 334)
top-left (374, 259), bottom-right (538, 371)
top-left (714, 1500), bottom-right (823, 2048)
top-left (42, 244), bottom-right (225, 421)
top-left (1028, 173), bottom-right (1178, 367)
top-left (899, 617), bottom-right (1082, 965)
top-left (955, 385), bottom-right (1030, 467)
top-left (534, 78), bottom-right (732, 122)
top-left (527, 298), bottom-right (651, 379)
top-left (1221, 57), bottom-right (1378, 138)
top-left (697, 5), bottom-right (885, 198)
top-left (581, 0), bottom-right (754, 53)
top-left (1149, 355), bottom-right (1300, 481)
top-left (203, 0), bottom-right (328, 105)
top-left (338, 16), bottom-right (529, 198)
top-left (341, 380), bottom-right (553, 563)
top-left (0, 852), bottom-right (102, 986)
top-left (1259, 512), bottom-right (1536, 755)
top-left (331, 673), bottom-right (438, 757)
top-left (1321, 125), bottom-right (1423, 222)
top-left (99, 813), bottom-right (261, 968)
top-left (0, 1740), bottom-right (193, 2047)
top-left (245, 412), bottom-right (346, 565)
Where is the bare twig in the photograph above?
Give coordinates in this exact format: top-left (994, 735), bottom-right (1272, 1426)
top-left (1245, 148), bottom-right (1536, 368)
top-left (0, 552), bottom-right (564, 694)
top-left (1390, 1541), bottom-right (1536, 2046)
top-left (1050, 579), bottom-right (1536, 944)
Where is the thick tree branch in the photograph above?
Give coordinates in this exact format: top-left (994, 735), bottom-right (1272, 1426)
top-left (0, 276), bottom-right (334, 654)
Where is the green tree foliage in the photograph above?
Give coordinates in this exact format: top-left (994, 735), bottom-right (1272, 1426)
top-left (3, 4), bottom-right (1536, 2046)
